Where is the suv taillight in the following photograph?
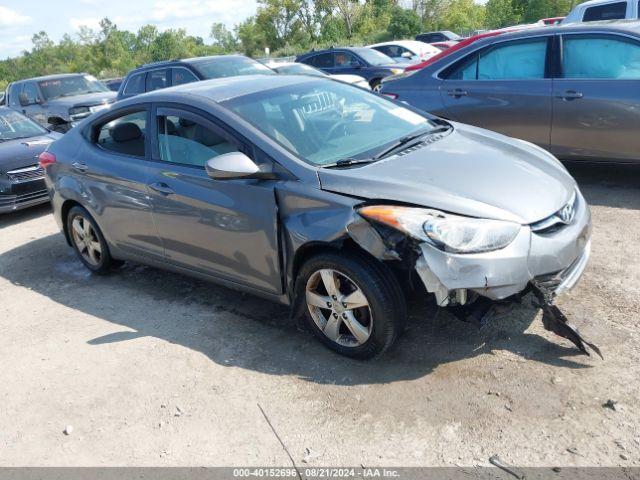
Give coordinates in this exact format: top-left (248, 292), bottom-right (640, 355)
top-left (38, 151), bottom-right (57, 169)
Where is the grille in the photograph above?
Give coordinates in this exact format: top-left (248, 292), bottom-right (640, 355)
top-left (6, 165), bottom-right (44, 182)
top-left (530, 191), bottom-right (578, 234)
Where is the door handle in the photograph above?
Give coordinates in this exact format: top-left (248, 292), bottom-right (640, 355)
top-left (72, 162), bottom-right (88, 172)
top-left (447, 88), bottom-right (468, 98)
top-left (558, 90), bottom-right (583, 100)
top-left (148, 182), bottom-right (174, 195)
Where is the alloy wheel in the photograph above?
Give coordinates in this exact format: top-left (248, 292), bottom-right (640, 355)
top-left (305, 268), bottom-right (373, 347)
top-left (71, 215), bottom-right (103, 266)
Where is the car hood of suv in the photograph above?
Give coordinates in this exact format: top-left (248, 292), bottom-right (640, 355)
top-left (0, 133), bottom-right (61, 173)
top-left (318, 123), bottom-right (576, 225)
top-left (47, 91), bottom-right (117, 108)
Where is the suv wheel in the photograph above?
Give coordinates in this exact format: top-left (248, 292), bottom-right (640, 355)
top-left (299, 251), bottom-right (405, 359)
top-left (67, 206), bottom-right (117, 274)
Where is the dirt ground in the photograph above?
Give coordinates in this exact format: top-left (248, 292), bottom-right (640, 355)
top-left (0, 163), bottom-right (638, 467)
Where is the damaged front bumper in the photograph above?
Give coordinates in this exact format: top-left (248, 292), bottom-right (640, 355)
top-left (413, 190), bottom-right (600, 357)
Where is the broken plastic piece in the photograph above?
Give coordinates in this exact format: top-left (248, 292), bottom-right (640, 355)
top-left (489, 455), bottom-right (525, 479)
top-left (531, 282), bottom-right (603, 359)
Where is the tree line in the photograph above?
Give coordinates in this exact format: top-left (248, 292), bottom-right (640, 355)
top-left (0, 0), bottom-right (585, 90)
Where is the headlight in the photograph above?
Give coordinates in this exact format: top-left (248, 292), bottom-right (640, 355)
top-left (358, 205), bottom-right (521, 254)
top-left (390, 68), bottom-right (404, 75)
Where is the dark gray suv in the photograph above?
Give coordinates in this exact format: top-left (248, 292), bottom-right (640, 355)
top-left (5, 74), bottom-right (116, 133)
top-left (41, 75), bottom-right (596, 359)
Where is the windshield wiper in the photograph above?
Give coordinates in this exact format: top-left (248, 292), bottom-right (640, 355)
top-left (322, 158), bottom-right (375, 169)
top-left (372, 125), bottom-right (451, 160)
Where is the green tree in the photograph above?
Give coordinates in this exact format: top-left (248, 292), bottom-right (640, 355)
top-left (387, 6), bottom-right (422, 39)
top-left (485, 0), bottom-right (522, 27)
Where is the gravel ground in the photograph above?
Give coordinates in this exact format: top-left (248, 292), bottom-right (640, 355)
top-left (0, 163), bottom-right (638, 467)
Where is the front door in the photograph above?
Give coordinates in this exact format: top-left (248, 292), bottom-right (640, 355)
top-left (439, 36), bottom-right (553, 148)
top-left (146, 106), bottom-right (281, 294)
top-left (551, 33), bottom-right (640, 161)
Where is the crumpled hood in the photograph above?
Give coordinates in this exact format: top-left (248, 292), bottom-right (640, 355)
top-left (46, 91), bottom-right (116, 108)
top-left (0, 133), bottom-right (61, 173)
top-left (318, 123), bottom-right (576, 224)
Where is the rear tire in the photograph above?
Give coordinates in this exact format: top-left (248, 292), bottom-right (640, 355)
top-left (67, 206), bottom-right (116, 274)
top-left (298, 251), bottom-right (406, 359)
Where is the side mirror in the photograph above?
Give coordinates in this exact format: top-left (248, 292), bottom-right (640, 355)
top-left (401, 51), bottom-right (413, 59)
top-left (205, 152), bottom-right (275, 180)
top-left (19, 93), bottom-right (30, 106)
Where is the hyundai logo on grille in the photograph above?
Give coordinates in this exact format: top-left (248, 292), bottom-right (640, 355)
top-left (558, 197), bottom-right (576, 224)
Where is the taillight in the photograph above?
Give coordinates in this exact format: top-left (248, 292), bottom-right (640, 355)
top-left (38, 151), bottom-right (57, 169)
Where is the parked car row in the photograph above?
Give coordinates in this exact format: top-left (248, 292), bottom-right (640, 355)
top-left (0, 18), bottom-right (629, 360)
top-left (380, 20), bottom-right (640, 163)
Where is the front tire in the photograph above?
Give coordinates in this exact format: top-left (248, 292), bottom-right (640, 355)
top-left (370, 79), bottom-right (382, 92)
top-left (67, 206), bottom-right (116, 274)
top-left (298, 251), bottom-right (405, 359)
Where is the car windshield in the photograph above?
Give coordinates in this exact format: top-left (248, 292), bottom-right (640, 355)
top-left (275, 64), bottom-right (326, 77)
top-left (193, 57), bottom-right (276, 79)
top-left (38, 75), bottom-right (109, 100)
top-left (223, 79), bottom-right (437, 166)
top-left (354, 48), bottom-right (396, 65)
top-left (0, 109), bottom-right (47, 141)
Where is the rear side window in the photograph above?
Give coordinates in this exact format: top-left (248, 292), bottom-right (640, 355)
top-left (444, 39), bottom-right (547, 80)
top-left (8, 83), bottom-right (22, 107)
top-left (172, 68), bottom-right (198, 86)
top-left (583, 1), bottom-right (627, 20)
top-left (146, 69), bottom-right (169, 92)
top-left (22, 83), bottom-right (40, 104)
top-left (562, 35), bottom-right (640, 78)
top-left (96, 110), bottom-right (147, 158)
top-left (308, 53), bottom-right (333, 68)
top-left (124, 73), bottom-right (145, 96)
top-left (157, 113), bottom-right (238, 167)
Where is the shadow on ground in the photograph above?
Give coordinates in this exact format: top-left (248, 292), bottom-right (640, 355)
top-left (0, 203), bottom-right (51, 229)
top-left (566, 162), bottom-right (640, 210)
top-left (1, 230), bottom-right (592, 385)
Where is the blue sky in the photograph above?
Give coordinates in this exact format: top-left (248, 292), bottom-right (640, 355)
top-left (0, 0), bottom-right (259, 58)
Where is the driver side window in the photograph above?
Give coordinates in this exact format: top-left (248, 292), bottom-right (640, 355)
top-left (157, 113), bottom-right (239, 167)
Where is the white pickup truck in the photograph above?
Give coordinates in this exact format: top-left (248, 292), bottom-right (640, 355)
top-left (563, 0), bottom-right (638, 23)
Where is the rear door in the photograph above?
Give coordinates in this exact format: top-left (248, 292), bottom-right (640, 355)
top-left (439, 36), bottom-right (553, 148)
top-left (551, 33), bottom-right (640, 161)
top-left (145, 105), bottom-right (281, 294)
top-left (79, 106), bottom-right (163, 260)
top-left (305, 52), bottom-right (334, 74)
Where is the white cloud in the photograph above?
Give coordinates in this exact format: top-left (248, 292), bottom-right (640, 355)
top-left (0, 6), bottom-right (31, 28)
top-left (150, 0), bottom-right (256, 24)
top-left (69, 17), bottom-right (102, 31)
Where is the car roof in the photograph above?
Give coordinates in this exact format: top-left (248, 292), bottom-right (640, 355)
top-left (570, 0), bottom-right (627, 7)
top-left (469, 19), bottom-right (640, 43)
top-left (12, 73), bottom-right (88, 83)
top-left (122, 74), bottom-right (319, 104)
top-left (369, 40), bottom-right (431, 48)
top-left (130, 55), bottom-right (249, 73)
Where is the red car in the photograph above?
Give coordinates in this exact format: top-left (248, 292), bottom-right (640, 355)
top-left (430, 41), bottom-right (457, 51)
top-left (541, 16), bottom-right (565, 25)
top-left (405, 29), bottom-right (519, 72)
